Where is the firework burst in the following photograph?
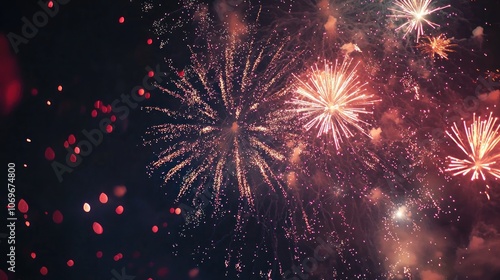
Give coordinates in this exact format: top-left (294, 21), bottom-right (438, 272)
top-left (145, 30), bottom-right (299, 209)
top-left (446, 113), bottom-right (500, 181)
top-left (418, 34), bottom-right (456, 59)
top-left (291, 58), bottom-right (378, 150)
top-left (388, 0), bottom-right (451, 40)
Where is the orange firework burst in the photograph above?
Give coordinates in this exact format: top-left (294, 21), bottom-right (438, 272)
top-left (446, 113), bottom-right (500, 181)
top-left (418, 35), bottom-right (456, 59)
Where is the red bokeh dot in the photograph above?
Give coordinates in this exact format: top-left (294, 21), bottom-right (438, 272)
top-left (52, 210), bottom-right (63, 224)
top-left (115, 205), bottom-right (124, 215)
top-left (96, 251), bottom-right (103, 258)
top-left (48, 1), bottom-right (54, 8)
top-left (31, 252), bottom-right (36, 259)
top-left (114, 185), bottom-right (127, 197)
top-left (40, 266), bottom-right (48, 275)
top-left (69, 154), bottom-right (77, 163)
top-left (152, 225), bottom-right (158, 233)
top-left (101, 106), bottom-right (108, 113)
top-left (106, 125), bottom-right (113, 133)
top-left (138, 88), bottom-right (145, 96)
top-left (68, 134), bottom-right (76, 145)
top-left (44, 147), bottom-right (55, 161)
top-left (148, 71), bottom-right (154, 77)
top-left (99, 193), bottom-right (108, 204)
top-left (118, 17), bottom-right (125, 23)
top-left (94, 100), bottom-right (101, 109)
top-left (111, 115), bottom-right (116, 122)
top-left (147, 38), bottom-right (153, 45)
top-left (91, 109), bottom-right (98, 118)
top-left (74, 147), bottom-right (80, 154)
top-left (63, 141), bottom-right (69, 148)
top-left (57, 85), bottom-right (63, 92)
top-left (67, 260), bottom-right (74, 267)
top-left (145, 92), bottom-right (151, 99)
top-left (175, 208), bottom-right (181, 215)
top-left (113, 253), bottom-right (123, 261)
top-left (157, 267), bottom-right (169, 277)
top-left (178, 70), bottom-right (185, 77)
top-left (0, 270), bottom-right (7, 280)
top-left (189, 268), bottom-right (200, 278)
top-left (169, 208), bottom-right (175, 214)
top-left (18, 199), bottom-right (29, 213)
top-left (93, 222), bottom-right (103, 235)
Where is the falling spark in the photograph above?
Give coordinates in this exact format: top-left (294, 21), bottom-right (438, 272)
top-left (446, 113), bottom-right (500, 181)
top-left (388, 0), bottom-right (451, 40)
top-left (291, 58), bottom-right (378, 150)
top-left (418, 34), bottom-right (456, 59)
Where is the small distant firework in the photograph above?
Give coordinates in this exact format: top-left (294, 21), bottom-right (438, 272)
top-left (388, 0), bottom-right (451, 40)
top-left (291, 58), bottom-right (378, 150)
top-left (446, 113), bottom-right (500, 181)
top-left (145, 31), bottom-right (298, 209)
top-left (418, 34), bottom-right (455, 59)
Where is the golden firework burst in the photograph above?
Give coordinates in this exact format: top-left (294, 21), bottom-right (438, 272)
top-left (418, 34), bottom-right (456, 59)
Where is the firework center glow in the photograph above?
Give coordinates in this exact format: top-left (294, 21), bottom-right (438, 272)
top-left (231, 121), bottom-right (239, 133)
top-left (327, 104), bottom-right (340, 114)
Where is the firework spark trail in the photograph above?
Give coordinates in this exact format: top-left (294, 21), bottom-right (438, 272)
top-left (446, 113), bottom-right (500, 181)
top-left (388, 0), bottom-right (451, 40)
top-left (291, 58), bottom-right (378, 150)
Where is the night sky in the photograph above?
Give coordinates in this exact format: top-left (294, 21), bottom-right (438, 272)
top-left (1, 1), bottom-right (212, 279)
top-left (1, 0), bottom-right (500, 280)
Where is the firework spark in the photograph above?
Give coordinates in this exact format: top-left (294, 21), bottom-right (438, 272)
top-left (145, 32), bottom-right (298, 209)
top-left (418, 34), bottom-right (456, 59)
top-left (388, 0), bottom-right (451, 40)
top-left (291, 58), bottom-right (378, 150)
top-left (446, 113), bottom-right (500, 181)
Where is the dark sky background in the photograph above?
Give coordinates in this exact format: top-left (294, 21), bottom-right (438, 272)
top-left (1, 0), bottom-right (500, 280)
top-left (0, 1), bottom-right (225, 279)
